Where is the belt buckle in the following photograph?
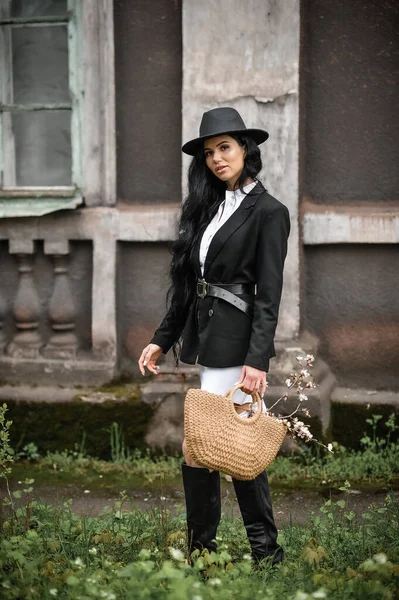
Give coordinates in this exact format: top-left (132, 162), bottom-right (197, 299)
top-left (197, 279), bottom-right (208, 299)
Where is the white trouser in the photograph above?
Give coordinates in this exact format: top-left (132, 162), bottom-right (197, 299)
top-left (198, 364), bottom-right (267, 419)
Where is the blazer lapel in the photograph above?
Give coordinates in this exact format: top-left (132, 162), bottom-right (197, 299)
top-left (203, 182), bottom-right (265, 277)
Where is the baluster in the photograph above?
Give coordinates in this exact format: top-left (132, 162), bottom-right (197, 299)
top-left (7, 248), bottom-right (42, 359)
top-left (42, 244), bottom-right (78, 359)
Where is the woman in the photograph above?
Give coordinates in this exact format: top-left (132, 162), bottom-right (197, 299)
top-left (138, 107), bottom-right (290, 564)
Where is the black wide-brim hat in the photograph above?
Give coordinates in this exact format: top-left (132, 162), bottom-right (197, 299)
top-left (182, 107), bottom-right (269, 156)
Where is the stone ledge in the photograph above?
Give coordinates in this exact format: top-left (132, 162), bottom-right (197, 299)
top-left (331, 387), bottom-right (399, 409)
top-left (302, 207), bottom-right (399, 245)
top-left (0, 356), bottom-right (115, 387)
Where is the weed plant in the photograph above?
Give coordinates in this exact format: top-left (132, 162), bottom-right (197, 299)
top-left (1, 405), bottom-right (399, 599)
top-left (268, 413), bottom-right (399, 487)
top-left (12, 414), bottom-right (399, 489)
top-left (0, 482), bottom-right (398, 599)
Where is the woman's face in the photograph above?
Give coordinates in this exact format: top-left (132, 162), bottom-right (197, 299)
top-left (204, 135), bottom-right (245, 189)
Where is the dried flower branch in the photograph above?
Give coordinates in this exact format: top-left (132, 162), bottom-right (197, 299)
top-left (264, 355), bottom-right (333, 453)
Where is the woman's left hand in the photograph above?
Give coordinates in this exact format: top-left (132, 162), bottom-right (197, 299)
top-left (238, 365), bottom-right (267, 396)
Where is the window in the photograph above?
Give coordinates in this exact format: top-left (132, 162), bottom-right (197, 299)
top-left (0, 0), bottom-right (82, 216)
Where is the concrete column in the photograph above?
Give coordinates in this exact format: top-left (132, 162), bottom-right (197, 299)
top-left (182, 0), bottom-right (300, 341)
top-left (91, 228), bottom-right (117, 361)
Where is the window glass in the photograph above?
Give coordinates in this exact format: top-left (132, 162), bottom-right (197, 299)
top-left (12, 25), bottom-right (69, 104)
top-left (11, 110), bottom-right (71, 185)
top-left (11, 0), bottom-right (68, 18)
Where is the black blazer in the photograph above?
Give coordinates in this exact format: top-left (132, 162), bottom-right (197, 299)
top-left (151, 182), bottom-right (290, 372)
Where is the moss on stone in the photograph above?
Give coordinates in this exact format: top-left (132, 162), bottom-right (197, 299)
top-left (7, 391), bottom-right (154, 460)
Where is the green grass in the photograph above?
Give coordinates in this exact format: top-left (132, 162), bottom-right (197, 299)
top-left (9, 412), bottom-right (399, 493)
top-left (0, 483), bottom-right (398, 599)
top-left (1, 406), bottom-right (399, 598)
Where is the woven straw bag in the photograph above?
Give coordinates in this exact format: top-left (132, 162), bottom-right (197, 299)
top-left (184, 383), bottom-right (287, 480)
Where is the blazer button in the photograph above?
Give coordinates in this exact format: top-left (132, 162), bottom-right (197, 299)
top-left (208, 309), bottom-right (214, 317)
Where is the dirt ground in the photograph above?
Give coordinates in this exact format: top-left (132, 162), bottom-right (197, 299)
top-left (8, 481), bottom-right (397, 528)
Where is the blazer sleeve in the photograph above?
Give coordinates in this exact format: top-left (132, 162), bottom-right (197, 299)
top-left (150, 302), bottom-right (191, 354)
top-left (244, 203), bottom-right (290, 372)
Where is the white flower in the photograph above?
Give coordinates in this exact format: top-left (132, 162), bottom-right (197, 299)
top-left (74, 557), bottom-right (84, 567)
top-left (88, 547), bottom-right (98, 555)
top-left (327, 443), bottom-right (333, 453)
top-left (83, 489), bottom-right (90, 494)
top-left (285, 378), bottom-right (292, 387)
top-left (243, 553), bottom-right (252, 561)
top-left (100, 592), bottom-right (116, 600)
top-left (49, 590), bottom-right (58, 597)
top-left (169, 547), bottom-right (185, 561)
top-left (299, 393), bottom-right (308, 402)
top-left (306, 354), bottom-right (315, 366)
top-left (373, 553), bottom-right (387, 564)
top-left (209, 578), bottom-right (221, 586)
top-left (312, 591), bottom-right (327, 599)
top-left (300, 369), bottom-right (310, 378)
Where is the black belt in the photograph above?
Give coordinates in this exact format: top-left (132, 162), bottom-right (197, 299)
top-left (196, 280), bottom-right (255, 317)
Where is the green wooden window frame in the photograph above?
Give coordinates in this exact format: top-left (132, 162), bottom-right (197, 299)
top-left (0, 0), bottom-right (83, 217)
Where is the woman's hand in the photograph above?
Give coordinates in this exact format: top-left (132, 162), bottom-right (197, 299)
top-left (138, 343), bottom-right (163, 375)
top-left (238, 365), bottom-right (267, 396)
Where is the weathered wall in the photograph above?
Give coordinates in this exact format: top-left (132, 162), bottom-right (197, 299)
top-left (182, 0), bottom-right (300, 342)
top-left (301, 0), bottom-right (399, 203)
top-left (300, 0), bottom-right (399, 391)
top-left (114, 0), bottom-right (182, 203)
top-left (304, 245), bottom-right (399, 389)
top-left (116, 242), bottom-right (172, 372)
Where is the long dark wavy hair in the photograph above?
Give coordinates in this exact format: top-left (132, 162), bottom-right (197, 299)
top-left (168, 133), bottom-right (263, 362)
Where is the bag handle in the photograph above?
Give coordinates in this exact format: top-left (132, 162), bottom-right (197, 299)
top-left (226, 383), bottom-right (263, 416)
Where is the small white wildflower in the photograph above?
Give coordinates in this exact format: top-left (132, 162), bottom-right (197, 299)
top-left (160, 496), bottom-right (166, 501)
top-left (300, 369), bottom-right (310, 378)
top-left (312, 590), bottom-right (327, 599)
top-left (49, 590), bottom-right (58, 597)
top-left (169, 547), bottom-right (185, 561)
top-left (209, 578), bottom-right (221, 586)
top-left (243, 553), bottom-right (252, 561)
top-left (100, 592), bottom-right (116, 600)
top-left (296, 355), bottom-right (305, 361)
top-left (74, 557), bottom-right (84, 567)
top-left (285, 378), bottom-right (292, 387)
top-left (327, 443), bottom-right (333, 453)
top-left (299, 393), bottom-right (308, 402)
top-left (294, 592), bottom-right (310, 600)
top-left (88, 547), bottom-right (98, 555)
top-left (83, 490), bottom-right (90, 494)
top-left (373, 552), bottom-right (387, 564)
top-left (99, 475), bottom-right (103, 478)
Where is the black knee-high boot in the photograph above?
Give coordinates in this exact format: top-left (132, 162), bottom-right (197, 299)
top-left (233, 471), bottom-right (284, 563)
top-left (181, 463), bottom-right (221, 554)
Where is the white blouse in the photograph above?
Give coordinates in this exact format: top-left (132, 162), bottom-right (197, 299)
top-left (199, 180), bottom-right (257, 276)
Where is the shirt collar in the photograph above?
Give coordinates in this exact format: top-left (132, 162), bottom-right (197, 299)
top-left (225, 180), bottom-right (258, 204)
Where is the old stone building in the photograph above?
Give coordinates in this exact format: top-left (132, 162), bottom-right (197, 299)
top-left (0, 0), bottom-right (398, 450)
